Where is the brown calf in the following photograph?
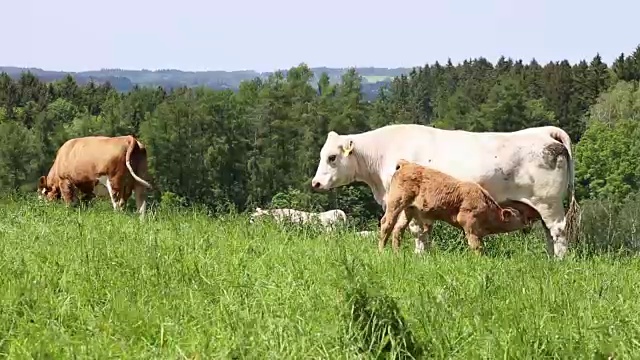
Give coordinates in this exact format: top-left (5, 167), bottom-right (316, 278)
top-left (379, 159), bottom-right (537, 255)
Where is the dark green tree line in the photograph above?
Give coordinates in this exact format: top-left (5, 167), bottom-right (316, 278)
top-left (1, 46), bottom-right (640, 226)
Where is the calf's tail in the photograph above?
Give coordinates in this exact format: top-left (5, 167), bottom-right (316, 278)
top-left (548, 127), bottom-right (581, 243)
top-left (125, 136), bottom-right (153, 189)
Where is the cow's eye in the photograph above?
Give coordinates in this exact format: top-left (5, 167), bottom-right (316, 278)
top-left (328, 155), bottom-right (337, 162)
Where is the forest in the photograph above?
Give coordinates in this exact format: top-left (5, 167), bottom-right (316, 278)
top-left (1, 45), bottom-right (640, 236)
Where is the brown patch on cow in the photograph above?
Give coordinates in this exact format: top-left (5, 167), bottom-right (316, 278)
top-left (37, 135), bottom-right (153, 217)
top-left (379, 159), bottom-right (532, 255)
top-left (541, 142), bottom-right (569, 169)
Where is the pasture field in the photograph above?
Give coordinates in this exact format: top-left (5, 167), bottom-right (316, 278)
top-left (1, 197), bottom-right (639, 359)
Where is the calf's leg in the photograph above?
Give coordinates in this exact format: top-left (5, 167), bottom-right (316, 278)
top-left (390, 209), bottom-right (413, 253)
top-left (464, 232), bottom-right (484, 256)
top-left (413, 211), bottom-right (434, 254)
top-left (459, 213), bottom-right (484, 256)
top-left (379, 202), bottom-right (406, 253)
top-left (397, 207), bottom-right (433, 254)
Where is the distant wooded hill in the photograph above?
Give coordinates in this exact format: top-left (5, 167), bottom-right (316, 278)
top-left (0, 66), bottom-right (413, 100)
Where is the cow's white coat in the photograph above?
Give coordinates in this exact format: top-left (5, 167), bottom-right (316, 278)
top-left (311, 124), bottom-right (578, 258)
top-left (250, 207), bottom-right (347, 230)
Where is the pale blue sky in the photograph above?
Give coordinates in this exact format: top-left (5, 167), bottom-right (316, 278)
top-left (4, 0), bottom-right (639, 72)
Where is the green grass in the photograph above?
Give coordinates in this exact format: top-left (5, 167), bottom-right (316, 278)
top-left (0, 197), bottom-right (638, 359)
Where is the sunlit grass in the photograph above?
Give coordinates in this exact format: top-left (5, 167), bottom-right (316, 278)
top-left (0, 197), bottom-right (637, 358)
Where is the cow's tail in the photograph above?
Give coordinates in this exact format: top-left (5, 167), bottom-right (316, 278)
top-left (125, 136), bottom-right (153, 189)
top-left (548, 127), bottom-right (581, 243)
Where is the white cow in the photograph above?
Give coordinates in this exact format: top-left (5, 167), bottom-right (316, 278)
top-left (250, 207), bottom-right (347, 229)
top-left (310, 124), bottom-right (580, 259)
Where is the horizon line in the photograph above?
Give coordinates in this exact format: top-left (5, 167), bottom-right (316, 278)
top-left (0, 63), bottom-right (419, 74)
top-left (0, 53), bottom-right (585, 74)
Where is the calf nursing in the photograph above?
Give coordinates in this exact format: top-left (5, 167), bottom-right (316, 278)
top-left (379, 159), bottom-right (536, 255)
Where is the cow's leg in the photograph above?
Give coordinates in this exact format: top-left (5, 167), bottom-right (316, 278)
top-left (79, 191), bottom-right (95, 207)
top-left (98, 175), bottom-right (118, 210)
top-left (531, 200), bottom-right (568, 259)
top-left (60, 179), bottom-right (76, 206)
top-left (134, 183), bottom-right (147, 218)
top-left (118, 182), bottom-right (133, 210)
top-left (76, 182), bottom-right (96, 207)
top-left (110, 177), bottom-right (125, 211)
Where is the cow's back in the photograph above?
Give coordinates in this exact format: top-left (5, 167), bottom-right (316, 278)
top-left (376, 125), bottom-right (567, 203)
top-left (54, 136), bottom-right (129, 182)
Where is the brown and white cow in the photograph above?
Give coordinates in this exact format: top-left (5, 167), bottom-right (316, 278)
top-left (37, 135), bottom-right (153, 217)
top-left (379, 159), bottom-right (537, 255)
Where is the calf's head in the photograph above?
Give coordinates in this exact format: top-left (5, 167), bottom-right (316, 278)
top-left (311, 131), bottom-right (357, 191)
top-left (499, 208), bottom-right (528, 230)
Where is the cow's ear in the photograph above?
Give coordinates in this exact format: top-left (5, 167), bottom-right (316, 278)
top-left (341, 139), bottom-right (355, 157)
top-left (38, 176), bottom-right (47, 189)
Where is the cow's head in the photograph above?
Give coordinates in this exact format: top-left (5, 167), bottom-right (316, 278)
top-left (249, 207), bottom-right (267, 223)
top-left (311, 131), bottom-right (357, 191)
top-left (37, 176), bottom-right (60, 201)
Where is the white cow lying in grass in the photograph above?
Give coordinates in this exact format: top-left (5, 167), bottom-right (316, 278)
top-left (250, 207), bottom-right (347, 230)
top-left (311, 123), bottom-right (580, 259)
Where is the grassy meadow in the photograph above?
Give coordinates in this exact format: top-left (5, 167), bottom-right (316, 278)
top-left (0, 196), bottom-right (639, 359)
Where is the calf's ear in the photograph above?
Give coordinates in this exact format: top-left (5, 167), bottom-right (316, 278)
top-left (502, 208), bottom-right (522, 222)
top-left (500, 209), bottom-right (513, 222)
